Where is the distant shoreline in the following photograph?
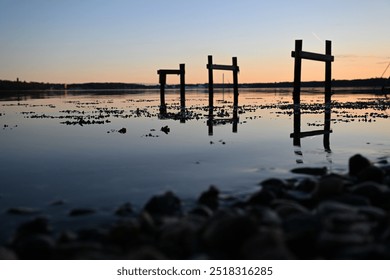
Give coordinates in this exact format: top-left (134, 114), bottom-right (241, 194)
top-left (0, 78), bottom-right (388, 92)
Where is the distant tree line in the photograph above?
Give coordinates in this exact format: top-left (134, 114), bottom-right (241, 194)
top-left (0, 78), bottom-right (388, 91)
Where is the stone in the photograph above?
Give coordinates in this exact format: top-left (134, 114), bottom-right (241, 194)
top-left (69, 208), bottom-right (96, 217)
top-left (12, 234), bottom-right (55, 259)
top-left (7, 207), bottom-right (40, 215)
top-left (349, 154), bottom-right (371, 176)
top-left (247, 189), bottom-right (276, 206)
top-left (160, 125), bottom-right (170, 134)
top-left (115, 202), bottom-right (133, 217)
top-left (314, 175), bottom-right (345, 199)
top-left (202, 210), bottom-right (258, 259)
top-left (290, 167), bottom-right (327, 176)
top-left (118, 127), bottom-right (127, 134)
top-left (197, 186), bottom-right (219, 210)
top-left (0, 247), bottom-right (17, 260)
top-left (143, 191), bottom-right (182, 217)
top-left (357, 165), bottom-right (385, 183)
top-left (260, 178), bottom-right (288, 197)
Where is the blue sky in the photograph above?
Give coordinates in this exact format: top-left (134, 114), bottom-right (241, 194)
top-left (0, 0), bottom-right (389, 83)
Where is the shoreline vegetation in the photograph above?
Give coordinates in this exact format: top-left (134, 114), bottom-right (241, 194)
top-left (0, 78), bottom-right (389, 92)
top-left (1, 154), bottom-right (390, 260)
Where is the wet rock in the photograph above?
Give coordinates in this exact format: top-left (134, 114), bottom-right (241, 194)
top-left (241, 228), bottom-right (292, 259)
top-left (357, 165), bottom-right (385, 183)
top-left (335, 244), bottom-right (390, 259)
top-left (202, 210), bottom-right (258, 259)
top-left (350, 181), bottom-right (389, 207)
top-left (143, 191), bottom-right (182, 218)
top-left (12, 234), bottom-right (56, 259)
top-left (108, 219), bottom-right (142, 249)
top-left (314, 174), bottom-right (345, 199)
top-left (283, 213), bottom-right (321, 259)
top-left (69, 208), bottom-right (96, 217)
top-left (247, 189), bottom-right (276, 206)
top-left (13, 217), bottom-right (52, 237)
top-left (189, 205), bottom-right (214, 218)
top-left (126, 246), bottom-right (167, 260)
top-left (260, 178), bottom-right (288, 197)
top-left (115, 202), bottom-right (133, 217)
top-left (160, 125), bottom-right (170, 134)
top-left (118, 127), bottom-right (127, 134)
top-left (197, 186), bottom-right (219, 210)
top-left (349, 154), bottom-right (371, 176)
top-left (159, 219), bottom-right (199, 259)
top-left (245, 206), bottom-right (281, 227)
top-left (0, 247), bottom-right (17, 260)
top-left (271, 199), bottom-right (309, 218)
top-left (332, 193), bottom-right (370, 207)
top-left (7, 207), bottom-right (40, 215)
top-left (290, 167), bottom-right (327, 176)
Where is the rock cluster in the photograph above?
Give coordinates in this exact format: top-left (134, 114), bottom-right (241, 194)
top-left (1, 154), bottom-right (390, 260)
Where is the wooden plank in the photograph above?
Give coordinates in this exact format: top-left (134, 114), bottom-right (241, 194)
top-left (291, 51), bottom-right (334, 62)
top-left (290, 129), bottom-right (333, 138)
top-left (157, 69), bottom-right (182, 75)
top-left (207, 64), bottom-right (239, 71)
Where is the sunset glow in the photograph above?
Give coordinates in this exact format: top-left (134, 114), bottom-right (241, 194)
top-left (0, 0), bottom-right (389, 84)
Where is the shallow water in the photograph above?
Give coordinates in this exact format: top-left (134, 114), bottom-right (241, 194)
top-left (0, 89), bottom-right (389, 225)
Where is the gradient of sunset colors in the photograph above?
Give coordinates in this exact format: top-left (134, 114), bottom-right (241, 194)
top-left (0, 0), bottom-right (389, 84)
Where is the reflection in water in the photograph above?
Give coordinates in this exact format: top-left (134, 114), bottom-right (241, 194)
top-left (207, 90), bottom-right (239, 136)
top-left (207, 108), bottom-right (239, 136)
top-left (291, 100), bottom-right (332, 163)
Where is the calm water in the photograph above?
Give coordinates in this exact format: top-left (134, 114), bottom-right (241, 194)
top-left (0, 88), bottom-right (390, 233)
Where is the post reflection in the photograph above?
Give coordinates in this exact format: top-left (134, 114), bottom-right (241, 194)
top-left (290, 101), bottom-right (332, 162)
top-left (207, 107), bottom-right (239, 136)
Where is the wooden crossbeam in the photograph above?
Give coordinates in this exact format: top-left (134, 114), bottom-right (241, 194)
top-left (291, 51), bottom-right (334, 62)
top-left (290, 129), bottom-right (333, 138)
top-left (157, 69), bottom-right (182, 75)
top-left (207, 64), bottom-right (239, 71)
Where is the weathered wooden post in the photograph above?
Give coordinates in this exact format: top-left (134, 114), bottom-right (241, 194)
top-left (290, 39), bottom-right (334, 151)
top-left (157, 63), bottom-right (186, 116)
top-left (324, 40), bottom-right (332, 152)
top-left (180, 63), bottom-right (185, 110)
top-left (293, 40), bottom-right (303, 107)
top-left (232, 57), bottom-right (239, 110)
top-left (208, 55), bottom-right (214, 117)
top-left (159, 73), bottom-right (167, 114)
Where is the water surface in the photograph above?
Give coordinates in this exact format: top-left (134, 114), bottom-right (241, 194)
top-left (1, 89), bottom-right (389, 221)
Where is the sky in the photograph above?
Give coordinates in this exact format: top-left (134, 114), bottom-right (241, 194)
top-left (0, 0), bottom-right (389, 84)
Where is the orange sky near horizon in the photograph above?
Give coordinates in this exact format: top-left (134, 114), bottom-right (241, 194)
top-left (0, 0), bottom-right (389, 84)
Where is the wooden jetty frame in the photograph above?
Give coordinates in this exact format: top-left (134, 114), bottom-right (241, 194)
top-left (207, 55), bottom-right (239, 111)
top-left (290, 39), bottom-right (334, 151)
top-left (157, 64), bottom-right (185, 114)
top-left (206, 55), bottom-right (239, 135)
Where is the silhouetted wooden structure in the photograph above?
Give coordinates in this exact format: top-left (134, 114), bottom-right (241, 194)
top-left (290, 40), bottom-right (334, 151)
top-left (206, 55), bottom-right (239, 135)
top-left (207, 55), bottom-right (239, 112)
top-left (157, 64), bottom-right (185, 114)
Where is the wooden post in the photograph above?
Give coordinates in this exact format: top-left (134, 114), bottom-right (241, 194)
top-left (293, 40), bottom-right (302, 107)
top-left (208, 55), bottom-right (214, 116)
top-left (159, 73), bottom-right (166, 114)
top-left (180, 63), bottom-right (185, 110)
top-left (293, 105), bottom-right (301, 147)
top-left (325, 41), bottom-right (332, 104)
top-left (232, 57), bottom-right (239, 110)
top-left (232, 109), bottom-right (238, 133)
top-left (292, 40), bottom-right (302, 146)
